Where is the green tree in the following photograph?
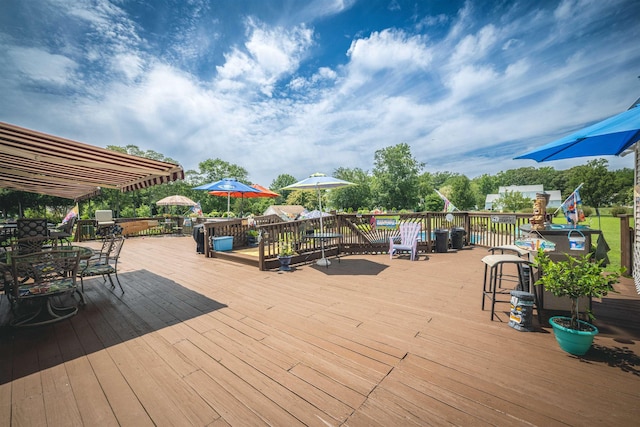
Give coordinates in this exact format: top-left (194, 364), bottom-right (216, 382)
top-left (430, 172), bottom-right (458, 189)
top-left (197, 159), bottom-right (248, 183)
top-left (566, 159), bottom-right (615, 209)
top-left (611, 167), bottom-right (634, 205)
top-left (471, 173), bottom-right (500, 210)
top-left (371, 143), bottom-right (424, 210)
top-left (494, 190), bottom-right (531, 212)
top-left (285, 190), bottom-right (315, 210)
top-left (331, 167), bottom-right (371, 211)
top-left (423, 192), bottom-right (445, 212)
top-left (446, 175), bottom-right (475, 210)
top-left (270, 174), bottom-right (297, 205)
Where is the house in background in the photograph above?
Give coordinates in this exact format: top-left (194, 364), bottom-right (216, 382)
top-left (263, 205), bottom-right (306, 221)
top-left (484, 185), bottom-right (562, 211)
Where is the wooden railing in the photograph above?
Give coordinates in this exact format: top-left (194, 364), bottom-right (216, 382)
top-left (71, 211), bottom-right (633, 274)
top-left (75, 216), bottom-right (191, 241)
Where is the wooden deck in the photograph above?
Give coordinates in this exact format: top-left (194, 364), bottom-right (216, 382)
top-left (1, 235), bottom-right (639, 426)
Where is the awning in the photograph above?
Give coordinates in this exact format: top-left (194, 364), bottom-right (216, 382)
top-left (0, 122), bottom-right (185, 201)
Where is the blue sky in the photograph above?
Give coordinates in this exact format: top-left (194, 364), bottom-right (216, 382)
top-left (2, 0), bottom-right (640, 187)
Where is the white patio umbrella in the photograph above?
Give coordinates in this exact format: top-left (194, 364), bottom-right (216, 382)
top-left (156, 195), bottom-right (198, 206)
top-left (282, 173), bottom-right (355, 266)
top-left (156, 195), bottom-right (198, 216)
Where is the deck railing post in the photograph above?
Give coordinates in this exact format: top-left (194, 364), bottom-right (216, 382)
top-left (619, 214), bottom-right (632, 275)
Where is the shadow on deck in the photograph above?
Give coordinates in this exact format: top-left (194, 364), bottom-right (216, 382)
top-left (0, 269), bottom-right (227, 384)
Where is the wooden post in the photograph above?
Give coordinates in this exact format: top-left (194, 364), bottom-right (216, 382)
top-left (619, 214), bottom-right (632, 275)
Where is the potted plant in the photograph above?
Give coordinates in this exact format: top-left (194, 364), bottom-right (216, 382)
top-left (533, 249), bottom-right (622, 355)
top-left (247, 229), bottom-right (259, 247)
top-left (278, 240), bottom-right (295, 271)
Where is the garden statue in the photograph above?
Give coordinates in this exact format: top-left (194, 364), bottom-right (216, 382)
top-left (529, 193), bottom-right (549, 231)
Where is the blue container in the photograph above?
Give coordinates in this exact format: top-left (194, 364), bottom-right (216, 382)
top-left (212, 236), bottom-right (233, 251)
top-left (549, 316), bottom-right (598, 355)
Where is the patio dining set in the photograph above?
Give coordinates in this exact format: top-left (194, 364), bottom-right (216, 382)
top-left (0, 217), bottom-right (124, 327)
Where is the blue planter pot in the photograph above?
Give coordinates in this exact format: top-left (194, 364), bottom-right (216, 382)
top-left (549, 316), bottom-right (598, 356)
top-left (278, 256), bottom-right (292, 271)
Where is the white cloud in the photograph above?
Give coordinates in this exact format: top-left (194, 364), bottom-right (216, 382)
top-left (449, 24), bottom-right (497, 66)
top-left (347, 29), bottom-right (431, 73)
top-left (215, 18), bottom-right (313, 97)
top-left (1, 0), bottom-right (638, 188)
top-left (5, 46), bottom-right (77, 86)
top-left (111, 53), bottom-right (144, 81)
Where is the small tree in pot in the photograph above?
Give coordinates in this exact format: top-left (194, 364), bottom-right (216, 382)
top-left (533, 249), bottom-right (622, 355)
top-left (277, 240), bottom-right (295, 271)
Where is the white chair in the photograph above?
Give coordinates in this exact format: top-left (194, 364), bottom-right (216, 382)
top-left (95, 210), bottom-right (115, 227)
top-left (389, 222), bottom-right (421, 261)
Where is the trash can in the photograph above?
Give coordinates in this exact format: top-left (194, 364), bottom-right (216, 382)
top-left (450, 227), bottom-right (466, 250)
top-left (193, 224), bottom-right (204, 254)
top-left (434, 229), bottom-right (449, 253)
top-left (508, 290), bottom-right (535, 332)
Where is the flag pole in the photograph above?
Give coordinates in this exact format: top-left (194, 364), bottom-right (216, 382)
top-left (554, 182), bottom-right (584, 215)
top-left (435, 189), bottom-right (457, 212)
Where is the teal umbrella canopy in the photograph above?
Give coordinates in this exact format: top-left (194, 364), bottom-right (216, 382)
top-left (515, 102), bottom-right (640, 162)
top-left (193, 178), bottom-right (258, 214)
top-left (193, 178), bottom-right (257, 192)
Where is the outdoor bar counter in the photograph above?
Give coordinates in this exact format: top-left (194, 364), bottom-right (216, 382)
top-left (519, 223), bottom-right (603, 261)
top-left (520, 223), bottom-right (604, 312)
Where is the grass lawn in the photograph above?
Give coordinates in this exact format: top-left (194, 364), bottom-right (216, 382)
top-left (552, 214), bottom-right (634, 272)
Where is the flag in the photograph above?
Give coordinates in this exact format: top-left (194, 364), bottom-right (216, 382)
top-left (561, 188), bottom-right (585, 224)
top-left (435, 189), bottom-right (456, 212)
top-left (191, 202), bottom-right (203, 216)
top-left (62, 204), bottom-right (79, 223)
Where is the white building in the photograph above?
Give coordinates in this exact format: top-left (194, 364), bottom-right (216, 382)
top-left (484, 185), bottom-right (562, 211)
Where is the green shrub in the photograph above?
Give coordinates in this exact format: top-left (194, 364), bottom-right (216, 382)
top-left (136, 204), bottom-right (152, 218)
top-left (610, 206), bottom-right (629, 216)
top-left (582, 206), bottom-right (593, 217)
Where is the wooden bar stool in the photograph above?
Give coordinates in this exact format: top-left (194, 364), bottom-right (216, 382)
top-left (482, 254), bottom-right (533, 321)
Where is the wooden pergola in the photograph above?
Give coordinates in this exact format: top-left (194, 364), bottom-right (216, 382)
top-left (0, 122), bottom-right (184, 200)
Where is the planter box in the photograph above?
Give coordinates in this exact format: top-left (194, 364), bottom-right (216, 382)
top-left (212, 236), bottom-right (233, 252)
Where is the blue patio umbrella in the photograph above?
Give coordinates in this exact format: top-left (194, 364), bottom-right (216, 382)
top-left (515, 98), bottom-right (640, 294)
top-left (515, 101), bottom-right (640, 162)
top-left (193, 178), bottom-right (260, 214)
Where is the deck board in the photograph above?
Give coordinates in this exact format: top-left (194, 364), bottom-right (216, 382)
top-left (1, 235), bottom-right (639, 426)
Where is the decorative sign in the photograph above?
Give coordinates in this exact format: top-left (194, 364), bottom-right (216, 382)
top-left (514, 238), bottom-right (556, 252)
top-left (375, 215), bottom-right (400, 230)
top-left (491, 215), bottom-right (517, 225)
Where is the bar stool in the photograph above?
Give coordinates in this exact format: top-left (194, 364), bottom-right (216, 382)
top-left (482, 254), bottom-right (533, 321)
top-left (487, 245), bottom-right (532, 290)
top-left (488, 244), bottom-right (530, 257)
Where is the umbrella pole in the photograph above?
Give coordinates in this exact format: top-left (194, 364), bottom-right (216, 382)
top-left (317, 186), bottom-right (329, 267)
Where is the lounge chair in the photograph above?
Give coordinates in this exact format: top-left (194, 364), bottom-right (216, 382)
top-left (389, 222), bottom-right (421, 261)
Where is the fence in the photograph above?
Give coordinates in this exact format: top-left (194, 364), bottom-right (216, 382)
top-left (72, 211), bottom-right (632, 274)
top-left (200, 212), bottom-right (534, 270)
